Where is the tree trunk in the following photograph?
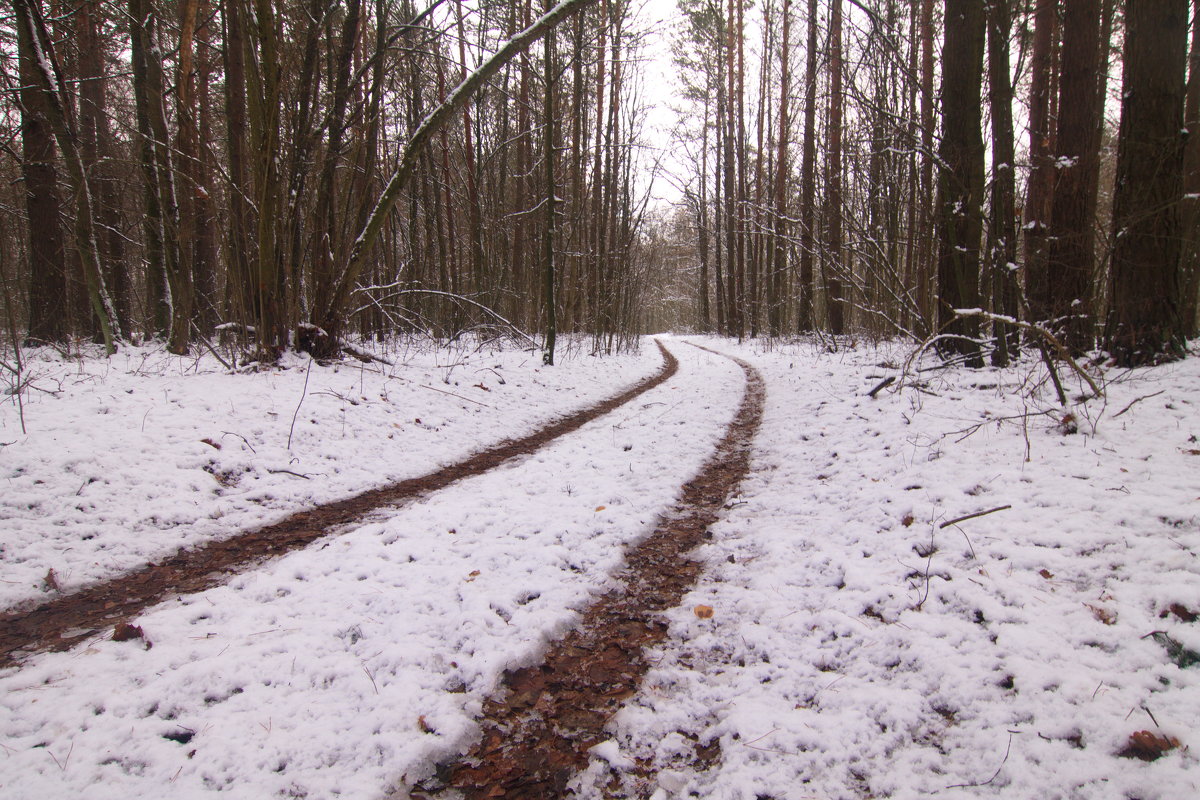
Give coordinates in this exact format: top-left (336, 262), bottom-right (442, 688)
top-left (17, 0), bottom-right (67, 345)
top-left (1106, 0), bottom-right (1189, 365)
top-left (771, 0), bottom-right (791, 337)
top-left (14, 0), bottom-right (119, 354)
top-left (1024, 0), bottom-right (1058, 330)
top-left (543, 0), bottom-right (558, 364)
top-left (1045, 0), bottom-right (1103, 352)
top-left (797, 0), bottom-right (817, 332)
top-left (827, 0), bottom-right (845, 334)
top-left (987, 0), bottom-right (1018, 365)
top-left (935, 0), bottom-right (986, 366)
top-left (1181, 0), bottom-right (1200, 335)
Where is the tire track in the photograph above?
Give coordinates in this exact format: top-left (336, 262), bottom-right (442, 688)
top-left (0, 342), bottom-right (679, 669)
top-left (408, 344), bottom-right (763, 800)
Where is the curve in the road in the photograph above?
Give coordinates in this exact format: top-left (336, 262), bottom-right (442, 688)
top-left (409, 342), bottom-right (764, 800)
top-left (0, 341), bottom-right (680, 669)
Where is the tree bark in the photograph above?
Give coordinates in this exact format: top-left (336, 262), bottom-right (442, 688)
top-left (17, 0), bottom-right (67, 345)
top-left (827, 0), bottom-right (845, 334)
top-left (935, 0), bottom-right (986, 366)
top-left (1181, 0), bottom-right (1200, 335)
top-left (14, 0), bottom-right (119, 354)
top-left (1024, 0), bottom-right (1058, 329)
top-left (1045, 0), bottom-right (1103, 352)
top-left (987, 0), bottom-right (1018, 365)
top-left (1106, 0), bottom-right (1189, 365)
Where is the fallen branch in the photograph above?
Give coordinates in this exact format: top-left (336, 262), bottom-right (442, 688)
top-left (417, 383), bottom-right (491, 407)
top-left (1113, 390), bottom-right (1165, 419)
top-left (940, 505), bottom-right (1012, 529)
top-left (866, 376), bottom-right (895, 398)
top-left (953, 309), bottom-right (1103, 400)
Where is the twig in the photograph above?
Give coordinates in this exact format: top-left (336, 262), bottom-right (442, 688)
top-left (417, 383), bottom-right (491, 407)
top-left (362, 663), bottom-right (380, 695)
top-left (266, 468), bottom-right (312, 480)
top-left (287, 357), bottom-right (315, 450)
top-left (220, 431), bottom-right (257, 454)
top-left (191, 321), bottom-right (232, 370)
top-left (1113, 390), bottom-right (1165, 419)
top-left (947, 731), bottom-right (1015, 789)
top-left (940, 505), bottom-right (1012, 529)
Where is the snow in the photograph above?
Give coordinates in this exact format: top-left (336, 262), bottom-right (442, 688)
top-left (3, 335), bottom-right (1199, 799)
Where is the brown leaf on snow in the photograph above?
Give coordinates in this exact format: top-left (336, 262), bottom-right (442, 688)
top-left (1085, 603), bottom-right (1117, 625)
top-left (594, 505), bottom-right (606, 512)
top-left (1119, 730), bottom-right (1181, 761)
top-left (113, 622), bottom-right (145, 642)
top-left (901, 513), bottom-right (915, 527)
top-left (1162, 603), bottom-right (1199, 623)
top-left (465, 570), bottom-right (480, 582)
top-left (417, 715), bottom-right (433, 734)
top-left (693, 605), bottom-right (714, 619)
top-left (1039, 568), bottom-right (1054, 579)
top-left (200, 438), bottom-right (221, 450)
top-left (43, 568), bottom-right (61, 593)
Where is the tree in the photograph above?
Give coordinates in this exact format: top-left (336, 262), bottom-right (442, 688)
top-left (16, 0), bottom-right (66, 345)
top-left (935, 0), bottom-right (985, 366)
top-left (826, 0), bottom-right (845, 334)
top-left (986, 0), bottom-right (1017, 365)
top-left (13, 0), bottom-right (120, 354)
top-left (1023, 0), bottom-right (1058, 331)
top-left (1044, 0), bottom-right (1103, 353)
top-left (1106, 0), bottom-right (1189, 365)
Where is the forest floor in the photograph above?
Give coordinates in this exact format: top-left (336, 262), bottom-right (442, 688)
top-left (1, 334), bottom-right (1198, 799)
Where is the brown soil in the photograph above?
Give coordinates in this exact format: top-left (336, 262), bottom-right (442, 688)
top-left (407, 345), bottom-right (764, 800)
top-left (0, 342), bottom-right (679, 669)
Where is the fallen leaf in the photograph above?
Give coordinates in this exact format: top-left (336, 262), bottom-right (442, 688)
top-left (594, 505), bottom-right (606, 512)
top-left (466, 570), bottom-right (480, 582)
top-left (1039, 568), bottom-right (1054, 579)
top-left (1183, 449), bottom-right (1200, 456)
top-left (43, 568), bottom-right (60, 593)
top-left (693, 605), bottom-right (714, 619)
top-left (901, 513), bottom-right (915, 527)
top-left (200, 438), bottom-right (221, 450)
top-left (1119, 730), bottom-right (1180, 761)
top-left (417, 715), bottom-right (432, 734)
top-left (113, 622), bottom-right (144, 642)
top-left (1165, 603), bottom-right (1198, 623)
top-left (1085, 603), bottom-right (1117, 625)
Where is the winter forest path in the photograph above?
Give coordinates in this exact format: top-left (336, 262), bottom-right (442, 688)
top-left (408, 344), bottom-right (765, 799)
top-left (0, 342), bottom-right (681, 669)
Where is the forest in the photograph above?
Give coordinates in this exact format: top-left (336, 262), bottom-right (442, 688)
top-left (2, 3), bottom-right (1200, 796)
top-left (0, 0), bottom-right (1196, 367)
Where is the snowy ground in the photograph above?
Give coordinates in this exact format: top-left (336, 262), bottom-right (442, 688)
top-left (2, 335), bottom-right (1198, 799)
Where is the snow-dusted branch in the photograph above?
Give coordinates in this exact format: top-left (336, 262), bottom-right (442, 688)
top-left (951, 308), bottom-right (1103, 399)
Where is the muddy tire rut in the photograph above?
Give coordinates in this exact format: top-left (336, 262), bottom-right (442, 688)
top-left (0, 343), bottom-right (680, 669)
top-left (406, 344), bottom-right (764, 800)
